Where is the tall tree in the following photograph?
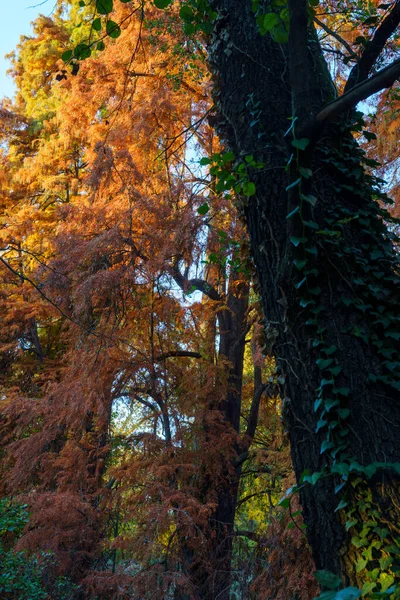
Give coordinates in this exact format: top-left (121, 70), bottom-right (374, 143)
top-left (206, 0), bottom-right (400, 590)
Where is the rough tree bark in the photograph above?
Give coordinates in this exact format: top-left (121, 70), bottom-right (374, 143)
top-left (208, 0), bottom-right (400, 585)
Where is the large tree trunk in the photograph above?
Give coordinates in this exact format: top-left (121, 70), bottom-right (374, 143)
top-left (209, 0), bottom-right (400, 583)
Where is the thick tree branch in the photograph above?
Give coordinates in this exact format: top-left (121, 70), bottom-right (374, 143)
top-left (155, 350), bottom-right (202, 361)
top-left (169, 263), bottom-right (222, 301)
top-left (316, 58), bottom-right (400, 125)
top-left (245, 368), bottom-right (267, 441)
top-left (345, 1), bottom-right (400, 91)
top-left (234, 530), bottom-right (260, 542)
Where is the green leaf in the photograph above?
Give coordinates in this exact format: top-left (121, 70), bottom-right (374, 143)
top-left (316, 593), bottom-right (337, 600)
top-left (106, 20), bottom-right (121, 38)
top-left (303, 220), bottom-right (319, 229)
top-left (184, 21), bottom-right (196, 34)
top-left (271, 25), bottom-right (288, 44)
top-left (320, 440), bottom-right (334, 454)
top-left (242, 181), bottom-right (256, 196)
top-left (314, 570), bottom-right (341, 590)
top-left (332, 462), bottom-right (349, 477)
top-left (96, 0), bottom-right (113, 14)
top-left (300, 298), bottom-right (315, 308)
top-left (294, 258), bottom-right (307, 271)
top-left (345, 519), bottom-right (357, 531)
top-left (316, 358), bottom-right (334, 370)
top-left (314, 397), bottom-right (323, 411)
top-left (290, 236), bottom-right (307, 247)
top-left (325, 398), bottom-right (339, 411)
top-left (356, 558), bottom-right (368, 573)
top-left (295, 277), bottom-right (307, 289)
top-left (74, 43), bottom-right (92, 59)
top-left (335, 498), bottom-right (348, 512)
top-left (336, 387), bottom-right (350, 397)
top-left (62, 49), bottom-right (73, 62)
top-left (379, 555), bottom-right (392, 570)
top-left (197, 203), bottom-right (209, 215)
top-left (304, 471), bottom-right (322, 485)
top-left (92, 17), bottom-right (102, 31)
top-left (180, 5), bottom-right (194, 21)
top-left (263, 12), bottom-right (279, 31)
top-left (336, 588), bottom-right (362, 600)
top-left (323, 345), bottom-right (337, 356)
top-left (154, 0), bottom-right (172, 7)
top-left (292, 138), bottom-right (310, 151)
top-left (361, 583), bottom-right (376, 597)
top-left (338, 408), bottom-right (350, 420)
top-left (199, 157), bottom-right (211, 166)
top-left (286, 177), bottom-right (301, 191)
top-left (278, 496), bottom-right (291, 508)
top-left (299, 167), bottom-right (313, 179)
top-left (351, 537), bottom-right (367, 548)
top-left (378, 574), bottom-right (395, 593)
top-left (286, 205), bottom-right (300, 219)
top-left (97, 41), bottom-right (105, 51)
top-left (302, 193), bottom-right (317, 206)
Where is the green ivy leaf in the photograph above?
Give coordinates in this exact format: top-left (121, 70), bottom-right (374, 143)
top-left (292, 138), bottom-right (310, 151)
top-left (302, 193), bottom-right (317, 205)
top-left (294, 258), bottom-right (307, 271)
top-left (361, 582), bottom-right (376, 597)
top-left (263, 12), bottom-right (279, 31)
top-left (320, 439), bottom-right (334, 454)
top-left (290, 236), bottom-right (307, 246)
top-left (314, 570), bottom-right (342, 590)
top-left (378, 574), bottom-right (395, 593)
top-left (338, 408), bottom-right (350, 419)
top-left (286, 177), bottom-right (301, 191)
top-left (286, 205), bottom-right (300, 219)
top-left (316, 358), bottom-right (334, 370)
top-left (336, 588), bottom-right (362, 600)
top-left (355, 558), bottom-right (368, 573)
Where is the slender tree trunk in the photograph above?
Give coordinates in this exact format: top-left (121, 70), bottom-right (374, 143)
top-left (209, 0), bottom-right (400, 582)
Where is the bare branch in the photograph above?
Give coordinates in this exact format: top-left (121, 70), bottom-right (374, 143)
top-left (156, 350), bottom-right (202, 361)
top-left (345, 1), bottom-right (400, 91)
top-left (234, 529), bottom-right (260, 542)
top-left (314, 16), bottom-right (358, 61)
top-left (169, 263), bottom-right (222, 301)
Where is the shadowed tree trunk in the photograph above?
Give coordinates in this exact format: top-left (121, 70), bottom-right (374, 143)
top-left (208, 0), bottom-right (400, 585)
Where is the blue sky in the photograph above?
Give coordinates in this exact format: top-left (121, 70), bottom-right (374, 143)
top-left (0, 0), bottom-right (53, 98)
